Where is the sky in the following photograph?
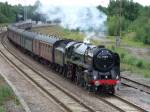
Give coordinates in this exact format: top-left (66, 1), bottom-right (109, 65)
top-left (0, 0), bottom-right (150, 7)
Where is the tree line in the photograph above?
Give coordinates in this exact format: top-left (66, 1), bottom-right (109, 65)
top-left (0, 1), bottom-right (45, 23)
top-left (97, 0), bottom-right (150, 45)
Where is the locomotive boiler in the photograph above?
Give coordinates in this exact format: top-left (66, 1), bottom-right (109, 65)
top-left (65, 42), bottom-right (120, 94)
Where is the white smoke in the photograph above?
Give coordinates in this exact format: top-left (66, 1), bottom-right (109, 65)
top-left (37, 4), bottom-right (107, 41)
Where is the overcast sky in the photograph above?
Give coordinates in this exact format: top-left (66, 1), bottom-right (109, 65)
top-left (0, 0), bottom-right (150, 7)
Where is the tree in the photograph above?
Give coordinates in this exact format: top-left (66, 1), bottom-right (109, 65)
top-left (0, 13), bottom-right (9, 23)
top-left (97, 5), bottom-right (107, 14)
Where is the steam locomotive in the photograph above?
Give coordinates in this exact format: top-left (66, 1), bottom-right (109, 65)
top-left (7, 22), bottom-right (120, 94)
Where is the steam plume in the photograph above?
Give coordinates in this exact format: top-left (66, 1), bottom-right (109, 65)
top-left (37, 4), bottom-right (107, 41)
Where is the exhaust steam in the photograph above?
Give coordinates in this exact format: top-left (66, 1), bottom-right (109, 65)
top-left (36, 4), bottom-right (107, 43)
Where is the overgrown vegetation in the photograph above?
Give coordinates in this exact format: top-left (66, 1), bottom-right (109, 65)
top-left (0, 75), bottom-right (20, 112)
top-left (0, 106), bottom-right (5, 112)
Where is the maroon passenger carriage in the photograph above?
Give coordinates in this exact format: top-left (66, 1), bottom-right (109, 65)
top-left (7, 22), bottom-right (120, 94)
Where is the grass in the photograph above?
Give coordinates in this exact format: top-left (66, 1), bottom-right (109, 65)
top-left (121, 63), bottom-right (150, 78)
top-left (32, 26), bottom-right (85, 41)
top-left (0, 23), bottom-right (8, 27)
top-left (0, 75), bottom-right (20, 112)
top-left (0, 106), bottom-right (5, 112)
top-left (107, 32), bottom-right (150, 48)
top-left (63, 29), bottom-right (84, 41)
top-left (32, 26), bottom-right (150, 78)
top-left (0, 85), bottom-right (14, 105)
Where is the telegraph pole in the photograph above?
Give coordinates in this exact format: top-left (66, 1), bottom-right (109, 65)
top-left (120, 0), bottom-right (122, 39)
top-left (116, 0), bottom-right (122, 47)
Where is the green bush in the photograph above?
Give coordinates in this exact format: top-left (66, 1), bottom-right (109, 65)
top-left (111, 45), bottom-right (115, 51)
top-left (126, 56), bottom-right (136, 65)
top-left (120, 52), bottom-right (125, 59)
top-left (136, 60), bottom-right (143, 68)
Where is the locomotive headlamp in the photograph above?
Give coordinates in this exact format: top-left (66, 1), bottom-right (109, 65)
top-left (95, 81), bottom-right (100, 86)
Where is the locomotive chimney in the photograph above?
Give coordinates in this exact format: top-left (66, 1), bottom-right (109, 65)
top-left (98, 45), bottom-right (105, 48)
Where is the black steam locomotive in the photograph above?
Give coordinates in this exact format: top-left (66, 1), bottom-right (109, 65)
top-left (7, 22), bottom-right (120, 94)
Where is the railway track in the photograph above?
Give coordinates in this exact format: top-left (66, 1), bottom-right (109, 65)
top-left (1, 31), bottom-right (149, 112)
top-left (121, 76), bottom-right (150, 94)
top-left (95, 94), bottom-right (148, 112)
top-left (0, 32), bottom-right (95, 112)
